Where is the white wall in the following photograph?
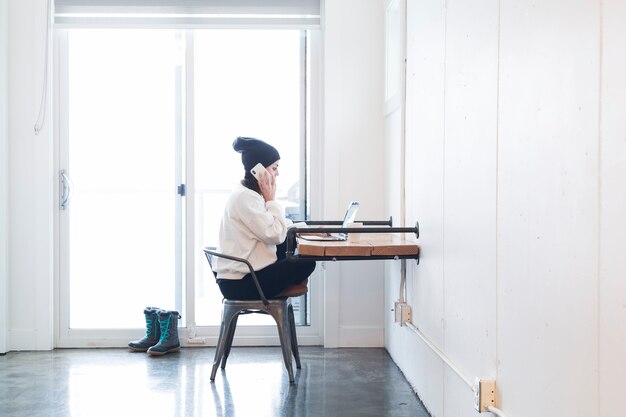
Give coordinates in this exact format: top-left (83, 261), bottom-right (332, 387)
top-left (599, 1), bottom-right (626, 414)
top-left (0, 0), bottom-right (9, 355)
top-left (7, 0), bottom-right (54, 351)
top-left (497, 1), bottom-right (599, 415)
top-left (385, 1), bottom-right (626, 417)
top-left (322, 0), bottom-right (386, 347)
top-left (5, 0), bottom-right (387, 350)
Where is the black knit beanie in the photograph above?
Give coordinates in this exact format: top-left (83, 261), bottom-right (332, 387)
top-left (232, 136), bottom-right (281, 172)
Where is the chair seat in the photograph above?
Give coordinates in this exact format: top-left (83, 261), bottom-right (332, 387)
top-left (277, 284), bottom-right (308, 298)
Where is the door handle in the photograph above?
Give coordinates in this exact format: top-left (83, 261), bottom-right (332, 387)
top-left (60, 169), bottom-right (71, 210)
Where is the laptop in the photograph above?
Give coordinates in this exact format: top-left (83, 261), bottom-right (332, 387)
top-left (298, 201), bottom-right (360, 241)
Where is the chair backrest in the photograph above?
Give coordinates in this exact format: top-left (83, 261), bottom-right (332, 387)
top-left (203, 249), bottom-right (218, 278)
top-left (202, 247), bottom-right (269, 305)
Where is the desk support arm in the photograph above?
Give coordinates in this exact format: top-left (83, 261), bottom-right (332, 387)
top-left (285, 220), bottom-right (420, 262)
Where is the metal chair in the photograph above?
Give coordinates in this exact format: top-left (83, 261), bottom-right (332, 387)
top-left (203, 247), bottom-right (304, 383)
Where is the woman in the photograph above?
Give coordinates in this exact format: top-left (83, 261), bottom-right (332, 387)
top-left (213, 136), bottom-right (316, 300)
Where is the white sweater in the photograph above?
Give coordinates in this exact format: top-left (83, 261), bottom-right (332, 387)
top-left (214, 184), bottom-right (292, 280)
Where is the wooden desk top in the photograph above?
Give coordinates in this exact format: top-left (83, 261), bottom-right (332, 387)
top-left (296, 233), bottom-right (420, 258)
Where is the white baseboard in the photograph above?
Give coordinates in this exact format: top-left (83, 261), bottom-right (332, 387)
top-left (8, 329), bottom-right (42, 351)
top-left (338, 325), bottom-right (384, 347)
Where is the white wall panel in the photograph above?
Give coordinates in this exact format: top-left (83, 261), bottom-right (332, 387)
top-left (9, 0), bottom-right (36, 348)
top-left (0, 0), bottom-right (8, 355)
top-left (339, 260), bottom-right (385, 346)
top-left (399, 1), bottom-right (447, 413)
top-left (599, 1), bottom-right (626, 415)
top-left (404, 0), bottom-right (446, 347)
top-left (382, 0), bottom-right (409, 378)
top-left (404, 327), bottom-right (444, 417)
top-left (388, 1), bottom-right (626, 417)
top-left (9, 0), bottom-right (54, 351)
top-left (323, 0), bottom-right (385, 347)
top-left (324, 0), bottom-right (384, 221)
top-left (497, 1), bottom-right (600, 416)
top-left (442, 1), bottom-right (498, 398)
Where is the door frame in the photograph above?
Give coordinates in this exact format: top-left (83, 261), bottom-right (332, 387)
top-left (53, 27), bottom-right (324, 348)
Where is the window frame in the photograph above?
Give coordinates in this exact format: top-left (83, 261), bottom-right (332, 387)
top-left (53, 26), bottom-right (324, 348)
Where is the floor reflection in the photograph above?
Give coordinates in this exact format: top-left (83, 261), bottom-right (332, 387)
top-left (210, 366), bottom-right (303, 417)
top-left (0, 347), bottom-right (429, 417)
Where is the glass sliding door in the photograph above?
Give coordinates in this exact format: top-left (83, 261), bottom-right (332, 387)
top-left (58, 29), bottom-right (184, 341)
top-left (56, 28), bottom-right (316, 346)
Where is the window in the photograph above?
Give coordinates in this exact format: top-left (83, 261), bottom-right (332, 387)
top-left (56, 27), bottom-right (316, 346)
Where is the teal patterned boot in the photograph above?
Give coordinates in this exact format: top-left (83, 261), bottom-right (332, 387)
top-left (128, 307), bottom-right (161, 352)
top-left (147, 310), bottom-right (181, 356)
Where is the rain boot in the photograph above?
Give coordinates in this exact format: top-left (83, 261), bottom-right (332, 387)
top-left (128, 307), bottom-right (161, 352)
top-left (147, 310), bottom-right (182, 356)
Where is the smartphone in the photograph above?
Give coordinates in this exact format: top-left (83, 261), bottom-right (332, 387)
top-left (250, 162), bottom-right (266, 181)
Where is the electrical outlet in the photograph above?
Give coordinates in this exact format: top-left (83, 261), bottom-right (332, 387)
top-left (400, 304), bottom-right (411, 325)
top-left (393, 302), bottom-right (412, 326)
top-left (473, 378), bottom-right (496, 413)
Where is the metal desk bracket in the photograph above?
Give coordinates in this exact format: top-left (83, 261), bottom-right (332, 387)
top-left (286, 218), bottom-right (420, 265)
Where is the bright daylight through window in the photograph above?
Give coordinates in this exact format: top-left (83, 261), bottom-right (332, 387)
top-left (60, 29), bottom-right (310, 334)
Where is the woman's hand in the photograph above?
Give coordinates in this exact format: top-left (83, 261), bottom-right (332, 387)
top-left (257, 169), bottom-right (276, 202)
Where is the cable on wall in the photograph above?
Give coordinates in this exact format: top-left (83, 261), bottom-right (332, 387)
top-left (488, 406), bottom-right (511, 417)
top-left (404, 321), bottom-right (474, 390)
top-left (33, 0), bottom-right (51, 135)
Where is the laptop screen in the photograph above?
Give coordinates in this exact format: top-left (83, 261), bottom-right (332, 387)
top-left (296, 201), bottom-right (360, 242)
top-left (341, 201), bottom-right (360, 228)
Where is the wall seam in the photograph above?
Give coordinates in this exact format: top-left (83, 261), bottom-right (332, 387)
top-left (494, 0), bottom-right (502, 388)
top-left (0, 0), bottom-right (8, 355)
top-left (596, 1), bottom-right (603, 416)
top-left (441, 0), bottom-right (448, 412)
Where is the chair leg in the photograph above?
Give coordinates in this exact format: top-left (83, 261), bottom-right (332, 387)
top-left (211, 305), bottom-right (239, 381)
top-left (288, 304), bottom-right (301, 369)
top-left (211, 319), bottom-right (227, 381)
top-left (270, 303), bottom-right (295, 383)
top-left (211, 301), bottom-right (300, 383)
top-left (221, 313), bottom-right (239, 369)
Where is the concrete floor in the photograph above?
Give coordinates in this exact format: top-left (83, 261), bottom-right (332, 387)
top-left (0, 347), bottom-right (430, 417)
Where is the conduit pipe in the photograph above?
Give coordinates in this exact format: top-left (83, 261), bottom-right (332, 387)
top-left (487, 406), bottom-right (511, 417)
top-left (404, 322), bottom-right (474, 390)
top-left (404, 319), bottom-right (512, 417)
